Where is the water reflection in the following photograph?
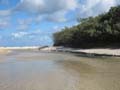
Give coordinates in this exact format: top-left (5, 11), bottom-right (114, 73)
top-left (0, 51), bottom-right (120, 90)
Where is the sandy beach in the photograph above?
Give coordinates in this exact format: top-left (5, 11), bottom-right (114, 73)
top-left (0, 49), bottom-right (11, 54)
top-left (40, 46), bottom-right (120, 56)
top-left (0, 49), bottom-right (120, 90)
top-left (0, 1), bottom-right (120, 90)
top-left (1, 46), bottom-right (120, 56)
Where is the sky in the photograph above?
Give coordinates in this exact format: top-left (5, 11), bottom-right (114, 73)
top-left (0, 0), bottom-right (120, 47)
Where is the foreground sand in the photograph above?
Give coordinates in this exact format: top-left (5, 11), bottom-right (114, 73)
top-left (0, 50), bottom-right (120, 90)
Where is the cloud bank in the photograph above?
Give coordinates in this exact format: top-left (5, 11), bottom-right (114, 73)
top-left (0, 0), bottom-right (120, 21)
top-left (78, 0), bottom-right (120, 17)
top-left (16, 0), bottom-right (77, 14)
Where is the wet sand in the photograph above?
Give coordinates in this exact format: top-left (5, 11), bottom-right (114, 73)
top-left (0, 50), bottom-right (120, 90)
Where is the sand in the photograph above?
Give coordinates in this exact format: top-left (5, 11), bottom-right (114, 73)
top-left (0, 50), bottom-right (120, 90)
top-left (0, 49), bottom-right (10, 54)
top-left (1, 46), bottom-right (120, 56)
top-left (74, 49), bottom-right (120, 56)
top-left (39, 46), bottom-right (120, 56)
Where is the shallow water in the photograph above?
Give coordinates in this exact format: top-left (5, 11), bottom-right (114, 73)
top-left (0, 50), bottom-right (120, 90)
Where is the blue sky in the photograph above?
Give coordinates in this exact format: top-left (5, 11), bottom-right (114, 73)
top-left (0, 0), bottom-right (119, 47)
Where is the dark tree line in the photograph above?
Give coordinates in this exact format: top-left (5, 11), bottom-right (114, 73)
top-left (53, 6), bottom-right (120, 48)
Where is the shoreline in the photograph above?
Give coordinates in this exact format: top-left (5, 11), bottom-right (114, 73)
top-left (1, 46), bottom-right (120, 57)
top-left (0, 46), bottom-right (39, 50)
top-left (0, 49), bottom-right (120, 90)
top-left (39, 46), bottom-right (120, 57)
top-left (0, 46), bottom-right (39, 54)
top-left (0, 49), bottom-right (11, 54)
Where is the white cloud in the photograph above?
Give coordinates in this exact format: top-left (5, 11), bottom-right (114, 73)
top-left (14, 0), bottom-right (78, 22)
top-left (16, 0), bottom-right (78, 14)
top-left (0, 9), bottom-right (12, 16)
top-left (11, 30), bottom-right (53, 45)
top-left (52, 25), bottom-right (65, 33)
top-left (17, 18), bottom-right (32, 25)
top-left (16, 24), bottom-right (29, 30)
top-left (11, 30), bottom-right (51, 39)
top-left (0, 0), bottom-right (78, 23)
top-left (12, 32), bottom-right (28, 38)
top-left (15, 0), bottom-right (77, 22)
top-left (0, 0), bottom-right (120, 24)
top-left (0, 17), bottom-right (10, 29)
top-left (77, 0), bottom-right (119, 18)
top-left (0, 0), bottom-right (16, 16)
top-left (16, 18), bottom-right (33, 30)
top-left (14, 0), bottom-right (120, 22)
top-left (45, 11), bottom-right (67, 22)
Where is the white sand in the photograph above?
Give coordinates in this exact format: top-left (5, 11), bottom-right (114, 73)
top-left (0, 46), bottom-right (39, 54)
top-left (0, 46), bottom-right (39, 50)
top-left (1, 46), bottom-right (120, 56)
top-left (74, 49), bottom-right (120, 56)
top-left (40, 46), bottom-right (58, 51)
top-left (40, 47), bottom-right (120, 56)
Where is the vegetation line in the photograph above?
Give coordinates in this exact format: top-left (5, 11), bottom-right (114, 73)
top-left (53, 6), bottom-right (120, 48)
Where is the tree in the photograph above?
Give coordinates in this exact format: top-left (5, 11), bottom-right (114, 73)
top-left (53, 5), bottom-right (120, 48)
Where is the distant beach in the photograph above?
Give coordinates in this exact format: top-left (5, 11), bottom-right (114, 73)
top-left (0, 46), bottom-right (39, 54)
top-left (1, 46), bottom-right (120, 57)
top-left (0, 48), bottom-right (10, 54)
top-left (40, 46), bottom-right (120, 57)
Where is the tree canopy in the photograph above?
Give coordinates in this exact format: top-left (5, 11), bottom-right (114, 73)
top-left (53, 6), bottom-right (120, 48)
